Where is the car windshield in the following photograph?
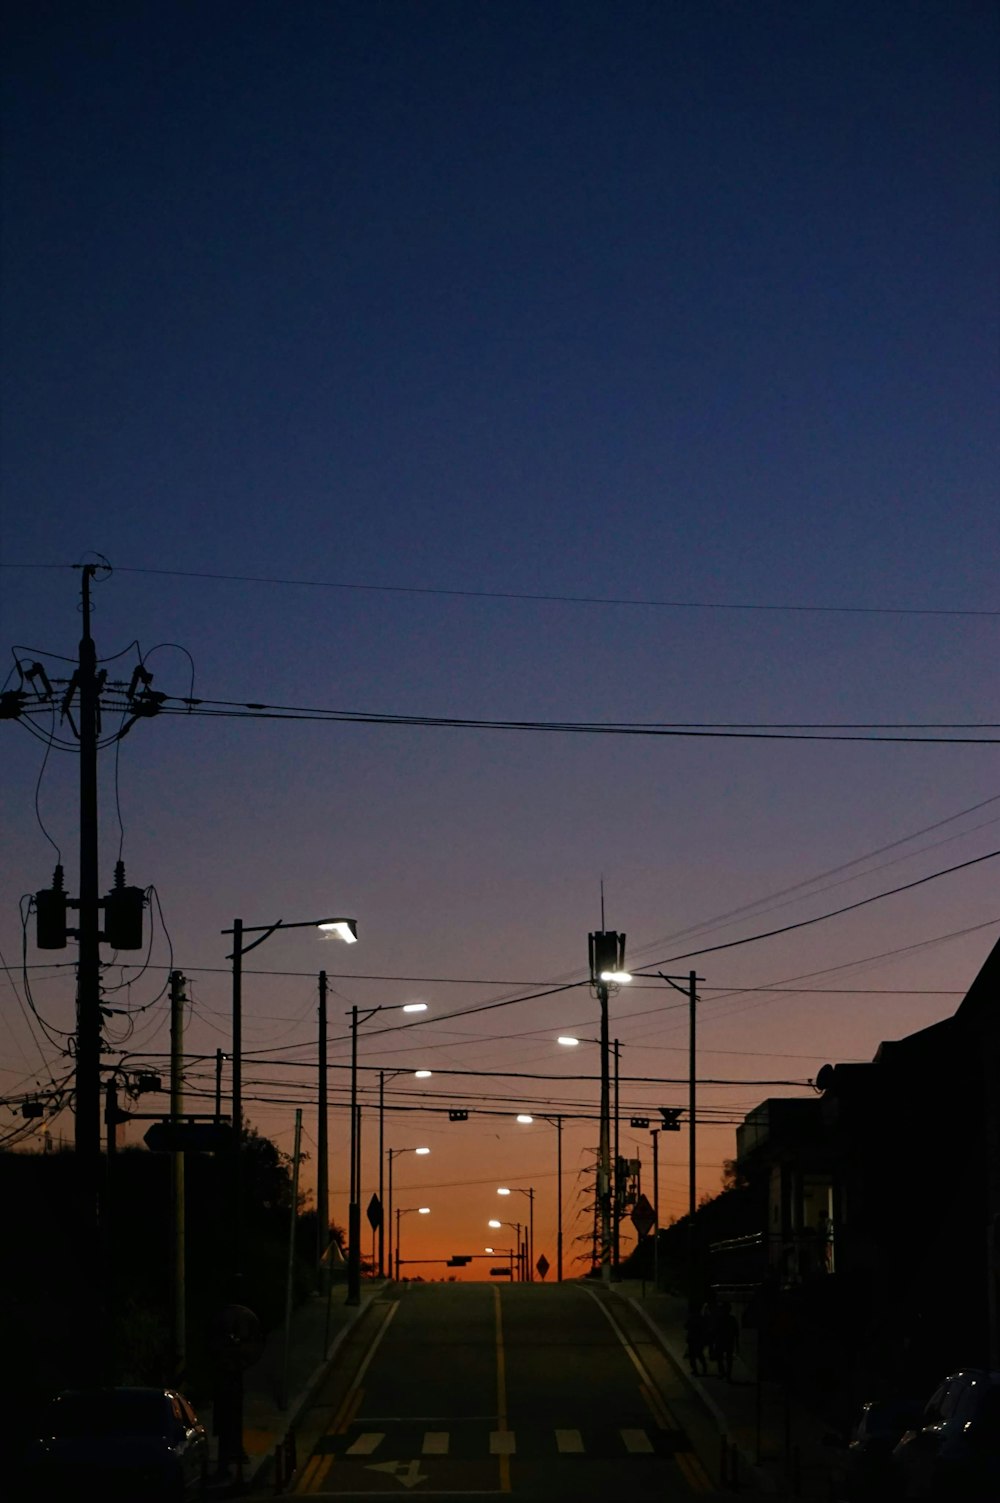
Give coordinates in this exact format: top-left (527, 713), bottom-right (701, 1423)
top-left (47, 1392), bottom-right (174, 1438)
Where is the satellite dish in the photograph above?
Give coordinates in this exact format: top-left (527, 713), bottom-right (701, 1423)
top-left (816, 1063), bottom-right (835, 1093)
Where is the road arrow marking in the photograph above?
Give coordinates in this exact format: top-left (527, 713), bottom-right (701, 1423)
top-left (366, 1459), bottom-right (429, 1488)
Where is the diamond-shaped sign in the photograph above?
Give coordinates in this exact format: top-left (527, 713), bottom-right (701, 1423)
top-left (366, 1194), bottom-right (383, 1230)
top-left (536, 1254), bottom-right (550, 1280)
top-left (630, 1193), bottom-right (655, 1238)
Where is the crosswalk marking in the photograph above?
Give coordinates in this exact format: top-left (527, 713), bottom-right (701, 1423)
top-left (325, 1424), bottom-right (663, 1462)
top-left (621, 1428), bottom-right (655, 1453)
top-left (555, 1428), bottom-right (584, 1452)
top-left (346, 1432), bottom-right (384, 1455)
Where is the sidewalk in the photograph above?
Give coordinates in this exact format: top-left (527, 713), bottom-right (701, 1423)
top-left (610, 1279), bottom-right (844, 1498)
top-left (203, 1277), bottom-right (387, 1498)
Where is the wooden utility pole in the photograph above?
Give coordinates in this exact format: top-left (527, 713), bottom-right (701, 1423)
top-left (317, 971), bottom-right (329, 1281)
top-left (170, 969), bottom-right (187, 1386)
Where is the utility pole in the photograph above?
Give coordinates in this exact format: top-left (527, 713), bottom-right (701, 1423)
top-left (316, 972), bottom-right (329, 1282)
top-left (170, 969), bottom-right (187, 1387)
top-left (347, 1006), bottom-right (361, 1305)
top-left (612, 1038), bottom-right (620, 1276)
top-left (589, 930), bottom-right (628, 1283)
top-left (76, 564), bottom-right (103, 1249)
top-left (651, 1128), bottom-right (660, 1291)
top-left (689, 970), bottom-right (697, 1228)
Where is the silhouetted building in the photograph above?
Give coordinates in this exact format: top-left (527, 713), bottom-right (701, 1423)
top-left (731, 933), bottom-right (1000, 1393)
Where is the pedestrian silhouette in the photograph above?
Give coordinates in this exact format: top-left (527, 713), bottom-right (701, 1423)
top-left (714, 1300), bottom-right (740, 1381)
top-left (684, 1302), bottom-right (709, 1375)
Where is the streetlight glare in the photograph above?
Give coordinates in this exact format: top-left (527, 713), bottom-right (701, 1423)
top-left (516, 1113), bottom-right (533, 1124)
top-left (415, 1146), bottom-right (431, 1155)
top-left (557, 1036), bottom-right (580, 1047)
top-left (488, 1219), bottom-right (502, 1228)
top-left (599, 969), bottom-right (631, 983)
top-left (497, 1187), bottom-right (511, 1196)
top-left (485, 1246), bottom-right (494, 1253)
top-left (402, 1002), bottom-right (428, 1013)
top-left (418, 1206), bottom-right (430, 1214)
top-left (318, 920), bottom-right (358, 943)
top-left (414, 1069), bottom-right (432, 1079)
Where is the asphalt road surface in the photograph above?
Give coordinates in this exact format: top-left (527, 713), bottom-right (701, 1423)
top-left (284, 1281), bottom-right (727, 1500)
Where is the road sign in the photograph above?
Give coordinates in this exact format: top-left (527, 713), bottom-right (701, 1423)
top-left (144, 1120), bottom-right (233, 1153)
top-left (366, 1194), bottom-right (383, 1230)
top-left (536, 1254), bottom-right (550, 1280)
top-left (631, 1192), bottom-right (655, 1238)
top-left (490, 1267), bottom-right (512, 1277)
top-left (659, 1107), bottom-right (682, 1130)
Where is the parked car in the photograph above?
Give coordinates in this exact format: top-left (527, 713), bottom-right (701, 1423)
top-left (828, 1394), bottom-right (925, 1500)
top-left (890, 1368), bottom-right (1000, 1500)
top-left (21, 1385), bottom-right (210, 1500)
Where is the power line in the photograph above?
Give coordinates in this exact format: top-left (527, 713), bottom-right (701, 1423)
top-left (634, 849), bottom-right (1000, 971)
top-left (7, 561), bottom-right (997, 618)
top-left (151, 696), bottom-right (1000, 744)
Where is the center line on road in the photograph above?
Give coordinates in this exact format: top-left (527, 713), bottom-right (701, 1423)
top-left (493, 1284), bottom-right (511, 1492)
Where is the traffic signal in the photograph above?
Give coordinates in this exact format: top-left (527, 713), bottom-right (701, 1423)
top-left (448, 1110), bottom-right (469, 1122)
top-left (630, 1117), bottom-right (650, 1128)
top-left (659, 1107), bottom-right (682, 1131)
top-left (446, 1255), bottom-right (472, 1266)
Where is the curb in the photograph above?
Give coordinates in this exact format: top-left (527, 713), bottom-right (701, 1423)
top-left (247, 1290), bottom-right (386, 1494)
top-left (617, 1290), bottom-right (777, 1494)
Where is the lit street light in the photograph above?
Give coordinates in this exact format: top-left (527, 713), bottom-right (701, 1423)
top-left (346, 1001), bottom-right (428, 1304)
top-left (221, 913), bottom-right (357, 1485)
top-left (387, 1145), bottom-right (430, 1279)
top-left (378, 1066), bottom-right (432, 1277)
top-left (395, 1205), bottom-right (430, 1279)
top-left (498, 1186), bottom-right (534, 1281)
top-left (488, 1218), bottom-right (524, 1280)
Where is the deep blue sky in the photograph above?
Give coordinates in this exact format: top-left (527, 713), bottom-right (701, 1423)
top-left (2, 1), bottom-right (998, 1264)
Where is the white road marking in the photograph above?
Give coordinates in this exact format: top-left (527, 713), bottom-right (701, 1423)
top-left (421, 1431), bottom-right (449, 1454)
top-left (489, 1430), bottom-right (516, 1454)
top-left (346, 1431), bottom-right (385, 1454)
top-left (555, 1428), bottom-right (584, 1452)
top-left (621, 1428), bottom-right (655, 1453)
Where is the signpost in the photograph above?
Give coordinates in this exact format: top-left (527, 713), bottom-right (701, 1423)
top-left (144, 1120), bottom-right (233, 1154)
top-left (536, 1254), bottom-right (550, 1280)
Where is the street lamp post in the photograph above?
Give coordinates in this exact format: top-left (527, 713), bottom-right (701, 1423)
top-left (489, 1219), bottom-right (524, 1280)
top-left (395, 1205), bottom-right (430, 1279)
top-left (220, 914), bottom-right (357, 1486)
top-left (387, 1145), bottom-right (430, 1280)
top-left (529, 1114), bottom-right (564, 1281)
top-left (498, 1186), bottom-right (534, 1281)
top-left (379, 1066), bottom-right (432, 1277)
top-left (346, 1002), bottom-right (428, 1304)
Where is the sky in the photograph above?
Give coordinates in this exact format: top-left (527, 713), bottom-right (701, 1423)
top-left (1, 1), bottom-right (998, 1280)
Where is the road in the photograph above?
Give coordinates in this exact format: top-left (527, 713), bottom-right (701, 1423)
top-left (283, 1280), bottom-right (727, 1500)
